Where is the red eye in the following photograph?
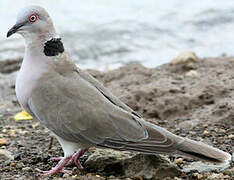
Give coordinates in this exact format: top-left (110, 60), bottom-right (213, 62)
top-left (28, 13), bottom-right (38, 23)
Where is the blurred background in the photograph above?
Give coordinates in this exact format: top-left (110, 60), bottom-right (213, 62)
top-left (1, 0), bottom-right (234, 70)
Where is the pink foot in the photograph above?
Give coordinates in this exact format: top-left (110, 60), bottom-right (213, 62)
top-left (50, 149), bottom-right (87, 169)
top-left (71, 149), bottom-right (88, 169)
top-left (50, 157), bottom-right (63, 161)
top-left (37, 149), bottom-right (88, 175)
top-left (36, 156), bottom-right (71, 175)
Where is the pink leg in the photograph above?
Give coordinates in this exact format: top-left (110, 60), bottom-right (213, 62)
top-left (49, 149), bottom-right (88, 170)
top-left (71, 149), bottom-right (88, 169)
top-left (36, 156), bottom-right (72, 175)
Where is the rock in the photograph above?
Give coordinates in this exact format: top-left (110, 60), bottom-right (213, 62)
top-left (84, 148), bottom-right (135, 171)
top-left (223, 167), bottom-right (234, 176)
top-left (62, 173), bottom-right (70, 178)
top-left (16, 162), bottom-right (24, 169)
top-left (0, 149), bottom-right (14, 161)
top-left (22, 167), bottom-right (31, 171)
top-left (177, 119), bottom-right (199, 130)
top-left (207, 173), bottom-right (229, 180)
top-left (122, 154), bottom-right (180, 180)
top-left (85, 148), bottom-right (181, 180)
top-left (0, 138), bottom-right (8, 146)
top-left (72, 175), bottom-right (78, 179)
top-left (170, 51), bottom-right (198, 65)
top-left (10, 162), bottom-right (16, 167)
top-left (174, 158), bottom-right (183, 165)
top-left (203, 130), bottom-right (210, 136)
top-left (182, 161), bottom-right (231, 174)
top-left (185, 70), bottom-right (198, 77)
top-left (228, 134), bottom-right (234, 139)
top-left (193, 172), bottom-right (203, 179)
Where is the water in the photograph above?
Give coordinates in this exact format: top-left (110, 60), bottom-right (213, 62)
top-left (1, 0), bottom-right (234, 70)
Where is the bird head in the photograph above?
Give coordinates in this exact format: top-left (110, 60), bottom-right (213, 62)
top-left (7, 6), bottom-right (57, 41)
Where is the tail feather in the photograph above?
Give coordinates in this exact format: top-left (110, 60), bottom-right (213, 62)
top-left (99, 122), bottom-right (231, 164)
top-left (175, 138), bottom-right (231, 163)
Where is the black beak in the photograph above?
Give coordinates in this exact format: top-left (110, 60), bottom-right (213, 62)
top-left (7, 22), bottom-right (26, 38)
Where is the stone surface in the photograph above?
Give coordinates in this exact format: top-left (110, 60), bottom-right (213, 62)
top-left (185, 70), bottom-right (199, 77)
top-left (0, 149), bottom-right (14, 161)
top-left (170, 51), bottom-right (198, 65)
top-left (182, 161), bottom-right (231, 174)
top-left (0, 138), bottom-right (8, 146)
top-left (85, 148), bottom-right (181, 180)
top-left (85, 148), bottom-right (135, 172)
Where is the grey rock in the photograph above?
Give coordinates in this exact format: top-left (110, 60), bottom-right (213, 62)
top-left (177, 119), bottom-right (200, 130)
top-left (182, 160), bottom-right (231, 173)
top-left (85, 148), bottom-right (135, 171)
top-left (16, 162), bottom-right (24, 169)
top-left (85, 148), bottom-right (181, 180)
top-left (22, 167), bottom-right (31, 171)
top-left (170, 51), bottom-right (198, 65)
top-left (122, 154), bottom-right (180, 180)
top-left (0, 149), bottom-right (14, 161)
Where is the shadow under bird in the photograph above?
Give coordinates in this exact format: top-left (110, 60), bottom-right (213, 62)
top-left (7, 5), bottom-right (231, 175)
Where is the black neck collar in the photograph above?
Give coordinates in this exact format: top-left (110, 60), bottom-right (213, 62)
top-left (44, 38), bottom-right (64, 56)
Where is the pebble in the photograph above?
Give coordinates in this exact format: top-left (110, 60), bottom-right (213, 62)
top-left (8, 130), bottom-right (15, 137)
top-left (203, 130), bottom-right (210, 136)
top-left (18, 129), bottom-right (29, 135)
top-left (0, 149), bottom-right (14, 160)
top-left (62, 173), bottom-right (70, 178)
top-left (219, 129), bottom-right (226, 133)
top-left (223, 167), bottom-right (234, 176)
top-left (10, 163), bottom-right (16, 167)
top-left (134, 175), bottom-right (143, 180)
top-left (72, 175), bottom-right (77, 179)
top-left (22, 167), bottom-right (31, 171)
top-left (193, 172), bottom-right (203, 179)
top-left (174, 158), bottom-right (183, 165)
top-left (170, 51), bottom-right (198, 65)
top-left (174, 178), bottom-right (183, 180)
top-left (32, 122), bottom-right (40, 129)
top-left (0, 138), bottom-right (8, 146)
top-left (16, 162), bottom-right (24, 169)
top-left (185, 70), bottom-right (198, 77)
top-left (228, 134), bottom-right (234, 139)
top-left (206, 173), bottom-right (230, 180)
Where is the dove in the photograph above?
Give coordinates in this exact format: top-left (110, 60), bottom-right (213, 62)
top-left (7, 5), bottom-right (231, 175)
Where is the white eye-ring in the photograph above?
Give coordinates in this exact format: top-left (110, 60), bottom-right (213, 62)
top-left (28, 13), bottom-right (38, 23)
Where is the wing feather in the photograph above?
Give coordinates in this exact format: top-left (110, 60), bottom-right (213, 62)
top-left (28, 68), bottom-right (148, 145)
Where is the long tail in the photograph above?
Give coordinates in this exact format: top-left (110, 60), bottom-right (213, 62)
top-left (101, 122), bottom-right (231, 164)
top-left (142, 122), bottom-right (231, 163)
top-left (174, 137), bottom-right (231, 163)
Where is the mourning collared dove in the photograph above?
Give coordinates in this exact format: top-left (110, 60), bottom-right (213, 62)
top-left (7, 6), bottom-right (231, 175)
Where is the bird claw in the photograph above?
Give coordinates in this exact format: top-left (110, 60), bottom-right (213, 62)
top-left (37, 149), bottom-right (88, 175)
top-left (50, 157), bottom-right (63, 161)
top-left (36, 168), bottom-right (72, 175)
top-left (50, 156), bottom-right (83, 169)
